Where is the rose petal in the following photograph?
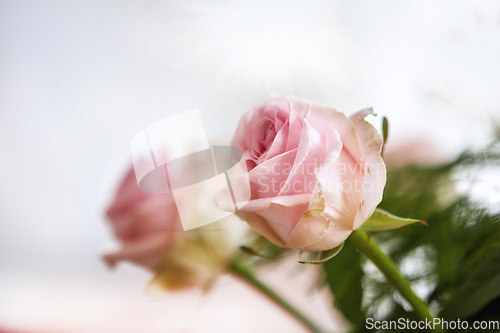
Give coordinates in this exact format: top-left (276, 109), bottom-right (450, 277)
top-left (298, 221), bottom-right (353, 252)
top-left (287, 155), bottom-right (360, 251)
top-left (110, 194), bottom-right (179, 241)
top-left (248, 149), bottom-right (298, 198)
top-left (278, 115), bottom-right (325, 196)
top-left (240, 211), bottom-right (287, 247)
top-left (286, 184), bottom-right (330, 249)
top-left (285, 100), bottom-right (303, 151)
top-left (103, 232), bottom-right (173, 269)
top-left (236, 193), bottom-right (313, 212)
top-left (349, 109), bottom-right (386, 229)
top-left (236, 194), bottom-right (312, 245)
top-left (290, 97), bottom-right (365, 166)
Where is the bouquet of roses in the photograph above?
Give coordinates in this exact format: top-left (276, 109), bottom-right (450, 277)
top-left (103, 96), bottom-right (500, 333)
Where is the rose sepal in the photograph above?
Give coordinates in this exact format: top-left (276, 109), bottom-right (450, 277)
top-left (358, 208), bottom-right (427, 232)
top-left (298, 242), bottom-right (344, 264)
top-left (239, 245), bottom-right (289, 259)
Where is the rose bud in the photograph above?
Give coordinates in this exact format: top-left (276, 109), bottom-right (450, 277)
top-left (103, 167), bottom-right (242, 291)
top-left (230, 96), bottom-right (387, 252)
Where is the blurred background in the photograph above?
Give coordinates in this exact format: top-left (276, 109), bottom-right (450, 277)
top-left (1, 1), bottom-right (499, 332)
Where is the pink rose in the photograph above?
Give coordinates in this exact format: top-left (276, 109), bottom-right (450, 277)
top-left (103, 167), bottom-right (182, 270)
top-left (383, 140), bottom-right (444, 168)
top-left (103, 166), bottom-right (243, 290)
top-left (232, 97), bottom-right (386, 252)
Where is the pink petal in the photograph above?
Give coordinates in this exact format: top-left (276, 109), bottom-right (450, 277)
top-left (103, 232), bottom-right (173, 270)
top-left (349, 109), bottom-right (386, 229)
top-left (290, 97), bottom-right (365, 166)
top-left (236, 194), bottom-right (312, 245)
top-left (247, 149), bottom-right (298, 198)
top-left (278, 116), bottom-right (325, 196)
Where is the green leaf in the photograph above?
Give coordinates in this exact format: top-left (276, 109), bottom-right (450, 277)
top-left (323, 240), bottom-right (364, 329)
top-left (359, 208), bottom-right (427, 232)
top-left (298, 242), bottom-right (344, 264)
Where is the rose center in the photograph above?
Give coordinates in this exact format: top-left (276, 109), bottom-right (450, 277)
top-left (251, 118), bottom-right (276, 160)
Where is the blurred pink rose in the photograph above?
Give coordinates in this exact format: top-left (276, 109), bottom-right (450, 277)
top-left (383, 140), bottom-right (444, 168)
top-left (232, 97), bottom-right (386, 252)
top-left (103, 167), bottom-right (182, 270)
top-left (104, 167), bottom-right (243, 290)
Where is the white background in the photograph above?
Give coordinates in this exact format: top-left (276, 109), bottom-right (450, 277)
top-left (1, 1), bottom-right (499, 332)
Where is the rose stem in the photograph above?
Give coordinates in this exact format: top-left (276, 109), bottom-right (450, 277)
top-left (229, 260), bottom-right (325, 333)
top-left (349, 230), bottom-right (444, 333)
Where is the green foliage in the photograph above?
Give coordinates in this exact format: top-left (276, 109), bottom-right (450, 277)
top-left (441, 251), bottom-right (500, 320)
top-left (322, 139), bottom-right (500, 331)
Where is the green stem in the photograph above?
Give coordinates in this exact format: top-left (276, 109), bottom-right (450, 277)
top-left (349, 230), bottom-right (444, 333)
top-left (229, 260), bottom-right (325, 333)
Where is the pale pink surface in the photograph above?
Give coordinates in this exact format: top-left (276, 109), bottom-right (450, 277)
top-left (0, 258), bottom-right (346, 333)
top-left (103, 167), bottom-right (182, 270)
top-left (232, 97), bottom-right (387, 251)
